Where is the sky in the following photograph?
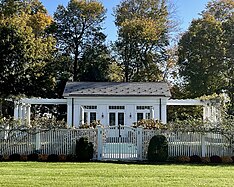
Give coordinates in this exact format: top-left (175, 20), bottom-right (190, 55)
top-left (40, 0), bottom-right (210, 42)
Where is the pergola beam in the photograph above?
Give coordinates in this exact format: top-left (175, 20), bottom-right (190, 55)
top-left (20, 98), bottom-right (67, 105)
top-left (167, 99), bottom-right (207, 106)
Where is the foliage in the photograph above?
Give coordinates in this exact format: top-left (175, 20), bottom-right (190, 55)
top-left (79, 120), bottom-right (101, 129)
top-left (38, 154), bottom-right (48, 162)
top-left (176, 156), bottom-right (190, 163)
top-left (133, 119), bottom-right (167, 130)
top-left (167, 105), bottom-right (203, 122)
top-left (107, 61), bottom-right (124, 82)
top-left (114, 0), bottom-right (171, 82)
top-left (167, 117), bottom-right (208, 133)
top-left (177, 0), bottom-right (234, 114)
top-left (47, 154), bottom-right (59, 162)
top-left (58, 154), bottom-right (67, 162)
top-left (66, 154), bottom-right (77, 162)
top-left (9, 153), bottom-right (21, 161)
top-left (75, 137), bottom-right (94, 161)
top-left (221, 156), bottom-right (233, 164)
top-left (78, 33), bottom-right (112, 82)
top-left (147, 135), bottom-right (168, 162)
top-left (201, 157), bottom-right (210, 164)
top-left (0, 0), bottom-right (56, 98)
top-left (27, 153), bottom-right (39, 161)
top-left (210, 155), bottom-right (222, 163)
top-left (20, 155), bottom-right (27, 161)
top-left (53, 0), bottom-right (107, 81)
top-left (189, 155), bottom-right (202, 163)
top-left (0, 116), bottom-right (67, 131)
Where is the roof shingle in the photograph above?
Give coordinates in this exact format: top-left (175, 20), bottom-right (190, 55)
top-left (63, 82), bottom-right (171, 97)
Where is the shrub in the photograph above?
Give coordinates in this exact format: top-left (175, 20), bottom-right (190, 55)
top-left (201, 157), bottom-right (210, 164)
top-left (0, 155), bottom-right (3, 162)
top-left (27, 153), bottom-right (39, 161)
top-left (38, 154), bottom-right (48, 162)
top-left (66, 154), bottom-right (77, 162)
top-left (210, 155), bottom-right (222, 163)
top-left (221, 156), bottom-right (233, 164)
top-left (176, 156), bottom-right (190, 163)
top-left (190, 155), bottom-right (202, 163)
top-left (231, 156), bottom-right (234, 162)
top-left (3, 155), bottom-right (9, 161)
top-left (58, 155), bottom-right (67, 162)
top-left (167, 156), bottom-right (177, 162)
top-left (147, 135), bottom-right (168, 162)
top-left (76, 137), bottom-right (94, 161)
top-left (20, 155), bottom-right (27, 161)
top-left (9, 153), bottom-right (21, 161)
top-left (47, 154), bottom-right (59, 162)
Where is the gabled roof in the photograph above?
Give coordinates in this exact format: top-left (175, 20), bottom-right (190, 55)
top-left (63, 82), bottom-right (171, 97)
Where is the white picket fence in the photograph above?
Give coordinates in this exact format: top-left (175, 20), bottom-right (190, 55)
top-left (0, 126), bottom-right (233, 160)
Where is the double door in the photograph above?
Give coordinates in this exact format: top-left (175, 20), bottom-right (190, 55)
top-left (109, 112), bottom-right (124, 126)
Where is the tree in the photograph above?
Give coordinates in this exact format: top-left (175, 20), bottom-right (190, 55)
top-left (78, 32), bottom-right (111, 82)
top-left (177, 0), bottom-right (234, 114)
top-left (0, 0), bottom-right (56, 98)
top-left (53, 0), bottom-right (106, 81)
top-left (114, 0), bottom-right (172, 82)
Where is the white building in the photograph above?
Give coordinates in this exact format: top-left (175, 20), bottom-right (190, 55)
top-left (13, 82), bottom-right (220, 127)
top-left (63, 82), bottom-right (171, 127)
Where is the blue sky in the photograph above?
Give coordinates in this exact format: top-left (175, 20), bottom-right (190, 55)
top-left (40, 0), bottom-right (210, 42)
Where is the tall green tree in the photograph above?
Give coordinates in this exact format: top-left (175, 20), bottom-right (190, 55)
top-left (114, 0), bottom-right (171, 82)
top-left (0, 0), bottom-right (56, 98)
top-left (178, 0), bottom-right (234, 113)
top-left (53, 0), bottom-right (107, 81)
top-left (78, 32), bottom-right (111, 82)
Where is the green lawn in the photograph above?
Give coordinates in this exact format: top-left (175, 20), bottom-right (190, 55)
top-left (0, 162), bottom-right (233, 187)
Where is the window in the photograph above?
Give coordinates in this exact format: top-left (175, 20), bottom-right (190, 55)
top-left (83, 106), bottom-right (97, 110)
top-left (109, 106), bottom-right (125, 110)
top-left (90, 112), bottom-right (96, 122)
top-left (137, 113), bottom-right (143, 122)
top-left (136, 106), bottom-right (151, 110)
top-left (146, 113), bottom-right (151, 119)
top-left (84, 112), bottom-right (88, 123)
top-left (109, 113), bottom-right (115, 126)
top-left (118, 113), bottom-right (124, 126)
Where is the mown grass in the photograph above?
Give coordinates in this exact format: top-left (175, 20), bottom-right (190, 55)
top-left (0, 162), bottom-right (233, 186)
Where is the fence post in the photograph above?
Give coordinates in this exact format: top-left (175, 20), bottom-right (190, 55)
top-left (97, 125), bottom-right (103, 161)
top-left (201, 133), bottom-right (206, 157)
top-left (35, 128), bottom-right (41, 152)
top-left (137, 127), bottom-right (143, 160)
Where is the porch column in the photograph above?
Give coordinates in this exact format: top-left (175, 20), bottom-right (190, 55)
top-left (80, 106), bottom-right (84, 125)
top-left (22, 104), bottom-right (27, 124)
top-left (18, 103), bottom-right (23, 121)
top-left (203, 106), bottom-right (207, 121)
top-left (161, 105), bottom-right (167, 124)
top-left (26, 104), bottom-right (31, 126)
top-left (150, 107), bottom-right (155, 119)
top-left (14, 102), bottom-right (19, 120)
top-left (74, 103), bottom-right (80, 128)
top-left (67, 98), bottom-right (73, 128)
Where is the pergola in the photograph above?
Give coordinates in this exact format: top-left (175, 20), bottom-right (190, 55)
top-left (13, 98), bottom-right (220, 127)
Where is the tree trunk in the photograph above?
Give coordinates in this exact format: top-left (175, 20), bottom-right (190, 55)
top-left (73, 45), bottom-right (79, 81)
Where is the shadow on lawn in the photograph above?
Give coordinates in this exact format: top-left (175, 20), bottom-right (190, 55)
top-left (92, 160), bottom-right (234, 167)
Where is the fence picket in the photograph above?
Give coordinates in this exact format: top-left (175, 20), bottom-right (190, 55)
top-left (0, 127), bottom-right (233, 160)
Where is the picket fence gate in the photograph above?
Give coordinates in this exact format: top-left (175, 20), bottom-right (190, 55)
top-left (0, 126), bottom-right (233, 160)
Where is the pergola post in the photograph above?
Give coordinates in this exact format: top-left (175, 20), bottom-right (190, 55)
top-left (81, 106), bottom-right (84, 125)
top-left (150, 107), bottom-right (155, 119)
top-left (14, 101), bottom-right (19, 120)
top-left (26, 104), bottom-right (31, 126)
